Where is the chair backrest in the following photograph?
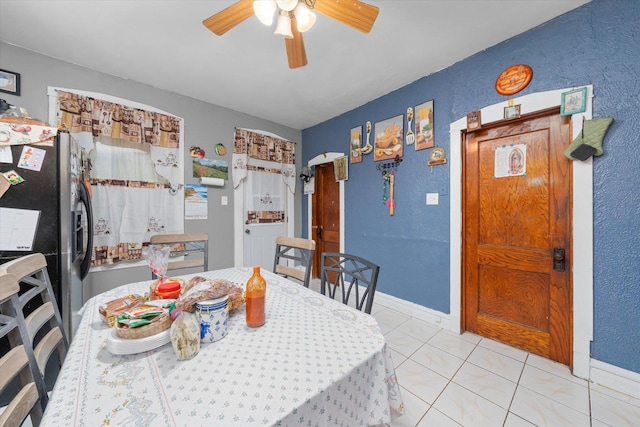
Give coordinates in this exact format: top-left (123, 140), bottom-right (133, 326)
top-left (0, 254), bottom-right (68, 388)
top-left (320, 253), bottom-right (380, 314)
top-left (149, 233), bottom-right (209, 279)
top-left (273, 236), bottom-right (316, 288)
top-left (0, 273), bottom-right (45, 426)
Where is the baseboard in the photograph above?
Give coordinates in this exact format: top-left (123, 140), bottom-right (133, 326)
top-left (590, 358), bottom-right (640, 400)
top-left (374, 290), bottom-right (451, 330)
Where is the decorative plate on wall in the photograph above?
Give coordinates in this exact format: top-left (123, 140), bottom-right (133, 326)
top-left (495, 64), bottom-right (533, 96)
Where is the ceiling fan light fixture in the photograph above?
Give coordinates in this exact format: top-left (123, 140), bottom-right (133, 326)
top-left (253, 0), bottom-right (277, 26)
top-left (294, 2), bottom-right (316, 32)
top-left (274, 11), bottom-right (293, 39)
top-left (275, 0), bottom-right (298, 12)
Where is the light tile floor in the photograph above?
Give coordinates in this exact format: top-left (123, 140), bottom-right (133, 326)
top-left (372, 304), bottom-right (640, 427)
top-left (309, 280), bottom-right (640, 426)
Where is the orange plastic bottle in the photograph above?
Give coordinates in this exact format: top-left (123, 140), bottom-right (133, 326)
top-left (246, 265), bottom-right (266, 327)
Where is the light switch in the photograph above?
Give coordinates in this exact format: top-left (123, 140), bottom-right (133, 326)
top-left (221, 196), bottom-right (228, 206)
top-left (426, 193), bottom-right (439, 205)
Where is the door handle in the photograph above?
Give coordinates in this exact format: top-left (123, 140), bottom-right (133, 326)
top-left (244, 229), bottom-right (250, 234)
top-left (78, 181), bottom-right (93, 280)
top-left (553, 247), bottom-right (565, 272)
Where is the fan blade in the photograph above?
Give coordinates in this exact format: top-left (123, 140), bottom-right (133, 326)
top-left (203, 0), bottom-right (254, 36)
top-left (285, 22), bottom-right (308, 69)
top-left (312, 0), bottom-right (379, 33)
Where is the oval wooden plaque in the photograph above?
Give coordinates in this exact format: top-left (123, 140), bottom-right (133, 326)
top-left (495, 64), bottom-right (533, 96)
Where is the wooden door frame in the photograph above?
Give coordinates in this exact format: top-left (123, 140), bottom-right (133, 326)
top-left (449, 86), bottom-right (594, 379)
top-left (306, 152), bottom-right (345, 254)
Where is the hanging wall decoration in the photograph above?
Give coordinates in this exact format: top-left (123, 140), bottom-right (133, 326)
top-left (360, 121), bottom-right (373, 155)
top-left (414, 100), bottom-right (434, 151)
top-left (214, 143), bottom-right (227, 156)
top-left (350, 125), bottom-right (363, 164)
top-left (376, 156), bottom-right (402, 216)
top-left (427, 147), bottom-right (447, 173)
top-left (560, 87), bottom-right (587, 116)
top-left (504, 104), bottom-right (521, 119)
top-left (406, 107), bottom-right (415, 145)
top-left (190, 146), bottom-right (205, 158)
top-left (0, 69), bottom-right (20, 96)
top-left (466, 111), bottom-right (481, 130)
top-left (334, 156), bottom-right (348, 181)
top-left (495, 64), bottom-right (533, 96)
top-left (193, 157), bottom-right (228, 180)
top-left (374, 115), bottom-right (403, 161)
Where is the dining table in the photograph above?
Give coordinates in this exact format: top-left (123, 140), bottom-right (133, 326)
top-left (41, 267), bottom-right (404, 426)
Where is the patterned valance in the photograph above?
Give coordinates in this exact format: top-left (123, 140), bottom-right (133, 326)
top-left (233, 128), bottom-right (295, 163)
top-left (232, 128), bottom-right (296, 192)
top-left (56, 90), bottom-right (180, 147)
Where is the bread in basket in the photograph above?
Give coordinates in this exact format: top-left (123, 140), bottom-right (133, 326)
top-left (115, 305), bottom-right (172, 339)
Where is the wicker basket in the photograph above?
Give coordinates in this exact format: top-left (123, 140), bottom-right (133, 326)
top-left (115, 313), bottom-right (172, 339)
top-left (99, 294), bottom-right (145, 327)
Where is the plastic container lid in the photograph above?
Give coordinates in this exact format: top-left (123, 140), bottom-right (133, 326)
top-left (157, 280), bottom-right (182, 293)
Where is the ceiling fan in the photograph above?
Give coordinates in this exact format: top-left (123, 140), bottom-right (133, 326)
top-left (203, 0), bottom-right (379, 69)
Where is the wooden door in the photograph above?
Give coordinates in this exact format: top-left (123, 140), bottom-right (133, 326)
top-left (463, 108), bottom-right (573, 366)
top-left (312, 163), bottom-right (340, 278)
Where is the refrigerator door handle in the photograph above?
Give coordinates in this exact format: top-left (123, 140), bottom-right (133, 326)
top-left (78, 181), bottom-right (93, 280)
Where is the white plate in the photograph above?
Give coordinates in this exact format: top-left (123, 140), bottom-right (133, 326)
top-left (106, 327), bottom-right (171, 355)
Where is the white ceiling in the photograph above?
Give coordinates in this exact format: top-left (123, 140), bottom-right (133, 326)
top-left (0, 0), bottom-right (591, 130)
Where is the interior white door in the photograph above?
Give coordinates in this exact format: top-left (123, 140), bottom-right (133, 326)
top-left (243, 223), bottom-right (285, 270)
top-left (242, 166), bottom-right (287, 270)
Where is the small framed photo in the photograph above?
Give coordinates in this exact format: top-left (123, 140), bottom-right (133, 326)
top-left (466, 110), bottom-right (481, 130)
top-left (560, 87), bottom-right (587, 116)
top-left (504, 104), bottom-right (521, 119)
top-left (350, 125), bottom-right (363, 164)
top-left (0, 69), bottom-right (20, 96)
top-left (333, 156), bottom-right (348, 181)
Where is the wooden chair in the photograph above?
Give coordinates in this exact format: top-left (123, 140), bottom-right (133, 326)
top-left (319, 253), bottom-right (380, 314)
top-left (149, 233), bottom-right (209, 279)
top-left (0, 273), bottom-right (46, 426)
top-left (273, 236), bottom-right (316, 288)
top-left (0, 254), bottom-right (68, 399)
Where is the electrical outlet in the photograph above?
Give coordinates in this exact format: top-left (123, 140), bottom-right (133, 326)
top-left (426, 193), bottom-right (439, 205)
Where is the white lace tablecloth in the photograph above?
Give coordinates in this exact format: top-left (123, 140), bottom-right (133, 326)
top-left (41, 267), bottom-right (403, 426)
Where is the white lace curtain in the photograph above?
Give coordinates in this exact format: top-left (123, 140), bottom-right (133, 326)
top-left (51, 89), bottom-right (184, 266)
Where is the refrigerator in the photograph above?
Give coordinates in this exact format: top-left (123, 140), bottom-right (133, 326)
top-left (0, 130), bottom-right (93, 339)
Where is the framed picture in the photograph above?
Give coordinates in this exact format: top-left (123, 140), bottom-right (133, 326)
top-left (0, 69), bottom-right (20, 96)
top-left (414, 100), bottom-right (434, 151)
top-left (374, 114), bottom-right (404, 161)
top-left (560, 87), bottom-right (587, 116)
top-left (333, 156), bottom-right (348, 181)
top-left (504, 104), bottom-right (521, 119)
top-left (350, 125), bottom-right (363, 164)
top-left (466, 110), bottom-right (481, 130)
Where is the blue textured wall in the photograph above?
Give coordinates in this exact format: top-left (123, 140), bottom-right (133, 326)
top-left (301, 0), bottom-right (640, 373)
